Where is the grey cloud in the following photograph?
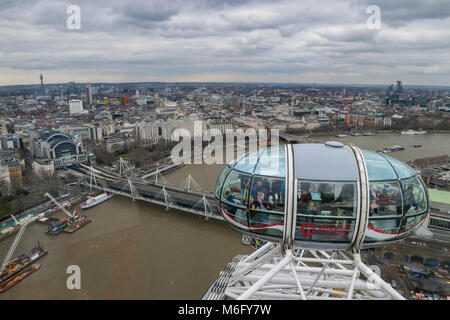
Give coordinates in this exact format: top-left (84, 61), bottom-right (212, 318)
top-left (0, 0), bottom-right (449, 85)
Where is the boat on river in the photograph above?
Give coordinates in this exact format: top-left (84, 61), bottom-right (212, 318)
top-left (0, 243), bottom-right (46, 289)
top-left (401, 130), bottom-right (427, 135)
top-left (80, 192), bottom-right (114, 209)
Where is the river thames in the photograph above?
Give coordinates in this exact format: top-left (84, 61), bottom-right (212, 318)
top-left (0, 132), bottom-right (449, 299)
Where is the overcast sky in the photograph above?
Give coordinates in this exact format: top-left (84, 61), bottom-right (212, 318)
top-left (1, 0), bottom-right (450, 86)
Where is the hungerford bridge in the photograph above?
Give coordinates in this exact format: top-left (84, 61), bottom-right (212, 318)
top-left (67, 143), bottom-right (250, 221)
top-left (67, 161), bottom-right (223, 221)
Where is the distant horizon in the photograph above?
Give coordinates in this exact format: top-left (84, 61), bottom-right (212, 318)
top-left (1, 79), bottom-right (450, 90)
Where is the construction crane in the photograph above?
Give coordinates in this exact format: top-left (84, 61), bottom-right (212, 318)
top-left (0, 221), bottom-right (28, 276)
top-left (44, 193), bottom-right (73, 218)
top-left (346, 102), bottom-right (353, 128)
top-left (10, 215), bottom-right (19, 225)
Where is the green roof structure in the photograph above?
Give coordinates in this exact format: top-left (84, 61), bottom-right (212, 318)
top-left (428, 188), bottom-right (450, 205)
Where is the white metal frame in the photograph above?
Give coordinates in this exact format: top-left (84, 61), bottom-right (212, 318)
top-left (348, 144), bottom-right (370, 251)
top-left (45, 192), bottom-right (73, 218)
top-left (221, 243), bottom-right (404, 300)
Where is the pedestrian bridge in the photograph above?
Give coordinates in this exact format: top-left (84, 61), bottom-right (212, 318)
top-left (67, 164), bottom-right (224, 221)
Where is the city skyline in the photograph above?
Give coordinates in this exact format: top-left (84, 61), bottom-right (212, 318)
top-left (1, 0), bottom-right (450, 86)
top-left (2, 79), bottom-right (450, 90)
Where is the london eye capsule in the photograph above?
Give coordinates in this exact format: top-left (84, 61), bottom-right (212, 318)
top-left (215, 142), bottom-right (429, 250)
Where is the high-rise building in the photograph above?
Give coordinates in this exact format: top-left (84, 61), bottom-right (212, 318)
top-left (396, 80), bottom-right (403, 94)
top-left (67, 82), bottom-right (77, 95)
top-left (386, 84), bottom-right (394, 96)
top-left (87, 83), bottom-right (93, 105)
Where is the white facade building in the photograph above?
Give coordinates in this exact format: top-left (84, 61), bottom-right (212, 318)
top-left (101, 123), bottom-right (116, 137)
top-left (61, 125), bottom-right (103, 141)
top-left (0, 161), bottom-right (10, 185)
top-left (0, 161), bottom-right (11, 195)
top-left (135, 121), bottom-right (172, 145)
top-left (69, 99), bottom-right (87, 115)
top-left (32, 159), bottom-right (55, 179)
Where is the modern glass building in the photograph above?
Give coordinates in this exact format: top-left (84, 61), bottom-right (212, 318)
top-left (215, 142), bottom-right (429, 250)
